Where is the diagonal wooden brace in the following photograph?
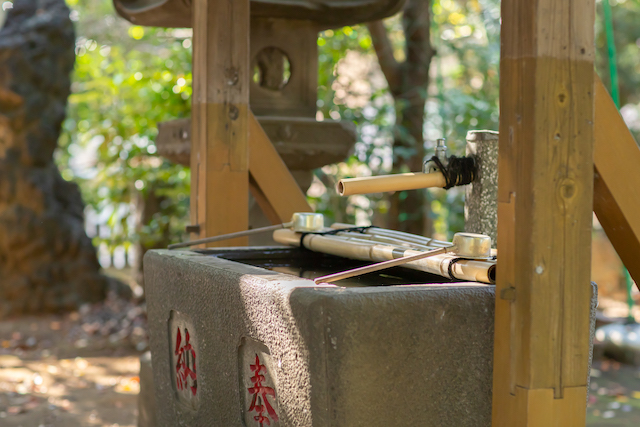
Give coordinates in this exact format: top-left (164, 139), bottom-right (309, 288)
top-left (594, 76), bottom-right (640, 291)
top-left (248, 111), bottom-right (312, 224)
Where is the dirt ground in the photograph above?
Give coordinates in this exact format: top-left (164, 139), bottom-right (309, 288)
top-left (0, 292), bottom-right (145, 427)
top-left (587, 359), bottom-right (640, 426)
top-left (1, 293), bottom-right (640, 426)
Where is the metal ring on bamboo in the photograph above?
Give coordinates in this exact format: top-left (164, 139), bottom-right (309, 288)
top-left (168, 212), bottom-right (324, 249)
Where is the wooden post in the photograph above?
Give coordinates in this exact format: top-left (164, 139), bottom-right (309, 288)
top-left (190, 0), bottom-right (250, 246)
top-left (492, 0), bottom-right (595, 425)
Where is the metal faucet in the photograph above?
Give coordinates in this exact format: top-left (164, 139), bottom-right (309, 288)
top-left (423, 138), bottom-right (448, 173)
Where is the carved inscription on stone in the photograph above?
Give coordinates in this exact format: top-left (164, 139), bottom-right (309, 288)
top-left (239, 337), bottom-right (279, 426)
top-left (168, 310), bottom-right (199, 410)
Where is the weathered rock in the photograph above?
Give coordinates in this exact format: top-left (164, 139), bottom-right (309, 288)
top-left (0, 0), bottom-right (111, 317)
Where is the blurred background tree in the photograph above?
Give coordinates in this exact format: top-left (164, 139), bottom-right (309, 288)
top-left (58, 0), bottom-right (192, 285)
top-left (367, 0), bottom-right (435, 236)
top-left (310, 0), bottom-right (500, 239)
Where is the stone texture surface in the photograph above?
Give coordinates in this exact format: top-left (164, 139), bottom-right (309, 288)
top-left (465, 130), bottom-right (499, 245)
top-left (144, 249), bottom-right (497, 426)
top-left (138, 351), bottom-right (158, 427)
top-left (0, 0), bottom-right (112, 317)
top-left (588, 282), bottom-right (598, 403)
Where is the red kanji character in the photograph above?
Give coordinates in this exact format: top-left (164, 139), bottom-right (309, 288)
top-left (175, 327), bottom-right (197, 396)
top-left (247, 354), bottom-right (278, 426)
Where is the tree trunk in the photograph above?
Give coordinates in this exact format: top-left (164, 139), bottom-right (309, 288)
top-left (368, 0), bottom-right (434, 236)
top-left (133, 187), bottom-right (172, 288)
top-left (0, 0), bottom-right (113, 317)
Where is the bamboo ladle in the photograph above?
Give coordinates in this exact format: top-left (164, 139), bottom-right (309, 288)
top-left (314, 232), bottom-right (491, 284)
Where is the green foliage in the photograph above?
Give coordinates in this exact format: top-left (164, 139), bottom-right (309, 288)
top-left (61, 0), bottom-right (640, 251)
top-left (312, 25), bottom-right (396, 226)
top-left (596, 0), bottom-right (640, 106)
top-left (595, 0), bottom-right (640, 142)
top-left (426, 0), bottom-right (500, 238)
top-left (58, 0), bottom-right (506, 247)
top-left (58, 0), bottom-right (192, 250)
top-left (310, 0), bottom-right (501, 239)
top-left (58, 0), bottom-right (508, 249)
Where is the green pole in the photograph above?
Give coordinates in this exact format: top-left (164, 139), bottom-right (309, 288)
top-left (625, 269), bottom-right (635, 323)
top-left (602, 0), bottom-right (635, 322)
top-left (603, 0), bottom-right (620, 108)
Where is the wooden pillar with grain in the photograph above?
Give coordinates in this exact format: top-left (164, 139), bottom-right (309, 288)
top-left (190, 0), bottom-right (250, 246)
top-left (492, 0), bottom-right (595, 425)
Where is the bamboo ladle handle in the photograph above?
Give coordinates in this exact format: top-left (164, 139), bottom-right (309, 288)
top-left (313, 232), bottom-right (492, 284)
top-left (314, 246), bottom-right (454, 284)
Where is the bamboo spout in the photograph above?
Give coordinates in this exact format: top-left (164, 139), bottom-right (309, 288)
top-left (337, 171), bottom-right (447, 196)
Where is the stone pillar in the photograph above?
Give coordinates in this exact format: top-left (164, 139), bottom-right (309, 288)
top-left (464, 130), bottom-right (499, 245)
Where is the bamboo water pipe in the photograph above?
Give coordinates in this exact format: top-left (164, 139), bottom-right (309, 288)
top-left (337, 171), bottom-right (447, 196)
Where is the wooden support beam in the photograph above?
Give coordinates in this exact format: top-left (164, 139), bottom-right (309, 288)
top-left (594, 76), bottom-right (640, 290)
top-left (190, 0), bottom-right (250, 246)
top-left (492, 0), bottom-right (595, 424)
top-left (249, 177), bottom-right (282, 225)
top-left (248, 112), bottom-right (313, 223)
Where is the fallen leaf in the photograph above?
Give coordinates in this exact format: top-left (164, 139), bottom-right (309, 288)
top-left (7, 406), bottom-right (24, 415)
top-left (25, 400), bottom-right (39, 410)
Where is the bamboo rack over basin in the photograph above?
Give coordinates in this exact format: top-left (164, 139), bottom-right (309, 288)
top-left (272, 228), bottom-right (496, 284)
